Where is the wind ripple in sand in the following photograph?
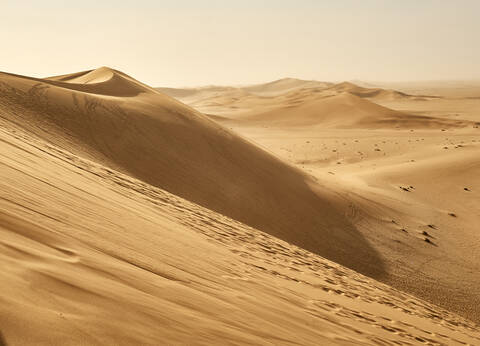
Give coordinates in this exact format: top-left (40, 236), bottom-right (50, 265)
top-left (0, 119), bottom-right (479, 345)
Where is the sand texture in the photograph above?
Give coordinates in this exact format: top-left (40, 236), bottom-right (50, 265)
top-left (1, 69), bottom-right (479, 345)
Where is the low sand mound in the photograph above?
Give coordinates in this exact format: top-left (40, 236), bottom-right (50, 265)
top-left (0, 68), bottom-right (382, 276)
top-left (242, 93), bottom-right (469, 129)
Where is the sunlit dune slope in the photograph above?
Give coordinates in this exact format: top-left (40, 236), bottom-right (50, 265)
top-left (169, 76), bottom-right (480, 323)
top-left (0, 68), bottom-right (381, 276)
top-left (44, 66), bottom-right (159, 96)
top-left (1, 119), bottom-right (479, 344)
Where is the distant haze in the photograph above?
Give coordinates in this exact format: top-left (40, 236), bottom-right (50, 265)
top-left (1, 0), bottom-right (479, 87)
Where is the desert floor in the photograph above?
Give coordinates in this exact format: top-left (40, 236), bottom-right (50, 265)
top-left (1, 68), bottom-right (479, 345)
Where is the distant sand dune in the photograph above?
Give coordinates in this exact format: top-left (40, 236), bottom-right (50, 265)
top-left (242, 77), bottom-right (333, 96)
top-left (241, 92), bottom-right (469, 129)
top-left (156, 76), bottom-right (480, 324)
top-left (325, 81), bottom-right (420, 100)
top-left (158, 80), bottom-right (464, 130)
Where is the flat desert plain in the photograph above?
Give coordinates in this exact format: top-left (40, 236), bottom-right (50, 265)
top-left (1, 67), bottom-right (479, 345)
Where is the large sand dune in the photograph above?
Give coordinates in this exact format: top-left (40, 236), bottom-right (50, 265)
top-left (2, 68), bottom-right (480, 344)
top-left (1, 83), bottom-right (480, 345)
top-left (0, 68), bottom-right (383, 277)
top-left (159, 77), bottom-right (480, 324)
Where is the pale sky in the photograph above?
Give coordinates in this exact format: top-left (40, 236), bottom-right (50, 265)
top-left (1, 1), bottom-right (479, 87)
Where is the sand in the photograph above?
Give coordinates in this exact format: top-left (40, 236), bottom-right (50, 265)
top-left (0, 68), bottom-right (385, 276)
top-left (162, 79), bottom-right (480, 323)
top-left (1, 68), bottom-right (479, 345)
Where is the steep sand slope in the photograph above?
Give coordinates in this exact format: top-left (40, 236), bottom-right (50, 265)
top-left (221, 124), bottom-right (480, 323)
top-left (169, 78), bottom-right (480, 323)
top-left (0, 68), bottom-right (382, 277)
top-left (240, 93), bottom-right (469, 129)
top-left (1, 112), bottom-right (479, 345)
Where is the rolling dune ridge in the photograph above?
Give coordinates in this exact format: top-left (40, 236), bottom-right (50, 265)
top-left (1, 68), bottom-right (479, 344)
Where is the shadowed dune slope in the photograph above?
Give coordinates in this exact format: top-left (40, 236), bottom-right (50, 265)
top-left (242, 93), bottom-right (470, 129)
top-left (1, 120), bottom-right (479, 344)
top-left (0, 68), bottom-right (383, 276)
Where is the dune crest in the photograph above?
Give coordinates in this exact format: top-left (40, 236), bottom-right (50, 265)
top-left (1, 67), bottom-right (480, 343)
top-left (158, 79), bottom-right (464, 130)
top-left (0, 68), bottom-right (383, 277)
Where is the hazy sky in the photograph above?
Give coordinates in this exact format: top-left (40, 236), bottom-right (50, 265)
top-left (1, 1), bottom-right (479, 87)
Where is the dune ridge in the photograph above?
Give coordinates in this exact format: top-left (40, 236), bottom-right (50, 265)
top-left (1, 117), bottom-right (479, 344)
top-left (241, 92), bottom-right (469, 129)
top-left (324, 81), bottom-right (424, 100)
top-left (0, 67), bottom-right (383, 277)
top-left (157, 75), bottom-right (480, 323)
top-left (158, 79), bottom-right (468, 130)
top-left (1, 68), bottom-right (480, 344)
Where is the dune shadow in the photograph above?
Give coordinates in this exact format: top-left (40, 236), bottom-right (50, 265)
top-left (0, 331), bottom-right (8, 346)
top-left (0, 77), bottom-right (387, 279)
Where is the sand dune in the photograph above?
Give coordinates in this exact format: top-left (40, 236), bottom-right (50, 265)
top-left (2, 68), bottom-right (480, 344)
top-left (156, 78), bottom-right (334, 115)
top-left (242, 77), bottom-right (332, 96)
top-left (2, 121), bottom-right (479, 344)
top-left (325, 81), bottom-right (418, 100)
top-left (210, 89), bottom-right (480, 323)
top-left (0, 68), bottom-right (383, 277)
top-left (160, 76), bottom-right (480, 324)
top-left (159, 80), bottom-right (465, 131)
top-left (237, 93), bottom-right (470, 129)
top-left (157, 77), bottom-right (332, 100)
top-left (44, 66), bottom-right (159, 96)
